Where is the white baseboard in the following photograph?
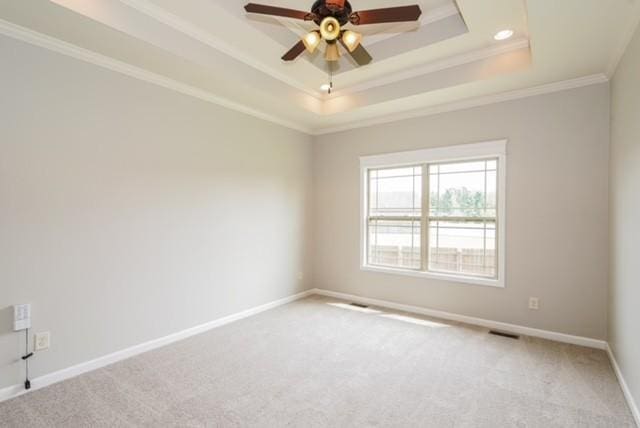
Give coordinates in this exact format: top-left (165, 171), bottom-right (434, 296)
top-left (3, 286), bottom-right (632, 420)
top-left (0, 289), bottom-right (314, 403)
top-left (311, 288), bottom-right (607, 350)
top-left (606, 344), bottom-right (640, 426)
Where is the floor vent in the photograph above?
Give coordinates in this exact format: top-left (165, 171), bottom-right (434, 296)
top-left (489, 330), bottom-right (520, 339)
top-left (349, 302), bottom-right (369, 309)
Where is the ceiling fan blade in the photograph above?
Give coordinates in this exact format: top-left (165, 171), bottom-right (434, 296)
top-left (339, 40), bottom-right (373, 66)
top-left (244, 3), bottom-right (315, 21)
top-left (350, 5), bottom-right (422, 25)
top-left (282, 40), bottom-right (306, 61)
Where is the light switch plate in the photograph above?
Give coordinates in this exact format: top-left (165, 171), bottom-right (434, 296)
top-left (13, 304), bottom-right (31, 331)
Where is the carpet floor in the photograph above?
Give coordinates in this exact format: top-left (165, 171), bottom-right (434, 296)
top-left (0, 295), bottom-right (635, 427)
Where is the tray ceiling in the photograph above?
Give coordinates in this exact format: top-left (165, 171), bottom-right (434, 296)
top-left (1, 0), bottom-right (639, 134)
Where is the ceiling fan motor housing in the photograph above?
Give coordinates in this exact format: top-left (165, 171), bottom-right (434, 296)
top-left (311, 0), bottom-right (353, 25)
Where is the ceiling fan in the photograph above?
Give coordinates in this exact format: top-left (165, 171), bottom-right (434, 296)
top-left (244, 1), bottom-right (422, 66)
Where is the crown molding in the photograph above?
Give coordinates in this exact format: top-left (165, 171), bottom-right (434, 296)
top-left (329, 37), bottom-right (530, 98)
top-left (605, 4), bottom-right (640, 78)
top-left (312, 73), bottom-right (609, 135)
top-left (0, 19), bottom-right (313, 135)
top-left (0, 16), bottom-right (612, 139)
top-left (117, 0), bottom-right (323, 100)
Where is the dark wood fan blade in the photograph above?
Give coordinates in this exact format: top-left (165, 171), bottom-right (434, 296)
top-left (350, 5), bottom-right (422, 25)
top-left (282, 40), bottom-right (306, 61)
top-left (245, 3), bottom-right (315, 21)
top-left (339, 40), bottom-right (373, 66)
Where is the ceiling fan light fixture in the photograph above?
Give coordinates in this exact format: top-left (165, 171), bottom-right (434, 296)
top-left (325, 42), bottom-right (341, 61)
top-left (320, 16), bottom-right (341, 41)
top-left (302, 31), bottom-right (321, 53)
top-left (342, 30), bottom-right (362, 52)
top-left (244, 2), bottom-right (424, 66)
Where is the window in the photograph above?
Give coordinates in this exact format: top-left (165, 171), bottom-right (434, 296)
top-left (367, 166), bottom-right (422, 270)
top-left (361, 141), bottom-right (506, 287)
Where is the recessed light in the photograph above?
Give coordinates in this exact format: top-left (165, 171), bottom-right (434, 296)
top-left (494, 29), bottom-right (514, 41)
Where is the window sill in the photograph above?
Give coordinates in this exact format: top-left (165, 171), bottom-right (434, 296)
top-left (361, 265), bottom-right (504, 288)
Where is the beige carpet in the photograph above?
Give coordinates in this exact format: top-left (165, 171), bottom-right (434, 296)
top-left (0, 295), bottom-right (635, 427)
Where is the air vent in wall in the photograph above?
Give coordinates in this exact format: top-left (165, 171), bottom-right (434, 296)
top-left (349, 302), bottom-right (369, 309)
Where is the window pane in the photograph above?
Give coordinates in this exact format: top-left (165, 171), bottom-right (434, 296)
top-left (368, 219), bottom-right (421, 269)
top-left (369, 166), bottom-right (421, 218)
top-left (428, 158), bottom-right (498, 279)
top-left (429, 159), bottom-right (497, 218)
top-left (428, 220), bottom-right (496, 277)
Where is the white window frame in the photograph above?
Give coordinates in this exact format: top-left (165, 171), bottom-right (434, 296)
top-left (360, 140), bottom-right (507, 288)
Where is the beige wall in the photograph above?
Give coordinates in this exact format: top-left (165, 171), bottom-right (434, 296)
top-left (313, 83), bottom-right (610, 340)
top-left (0, 28), bottom-right (619, 394)
top-left (0, 36), bottom-right (313, 389)
top-left (609, 24), bottom-right (640, 415)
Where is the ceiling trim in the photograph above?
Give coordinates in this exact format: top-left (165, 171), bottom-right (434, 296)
top-left (350, 3), bottom-right (460, 47)
top-left (417, 3), bottom-right (461, 25)
top-left (329, 37), bottom-right (530, 97)
top-left (0, 12), bottom-right (613, 140)
top-left (117, 0), bottom-right (323, 100)
top-left (313, 73), bottom-right (609, 135)
top-left (0, 18), bottom-right (313, 134)
top-left (605, 4), bottom-right (640, 78)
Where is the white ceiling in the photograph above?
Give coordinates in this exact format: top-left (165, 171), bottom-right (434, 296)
top-left (1, 0), bottom-right (639, 134)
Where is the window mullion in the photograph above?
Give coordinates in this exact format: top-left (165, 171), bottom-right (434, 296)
top-left (421, 163), bottom-right (429, 272)
top-left (366, 169), bottom-right (373, 266)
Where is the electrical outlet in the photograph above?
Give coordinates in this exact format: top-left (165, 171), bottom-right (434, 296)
top-left (35, 332), bottom-right (50, 351)
top-left (529, 297), bottom-right (540, 310)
